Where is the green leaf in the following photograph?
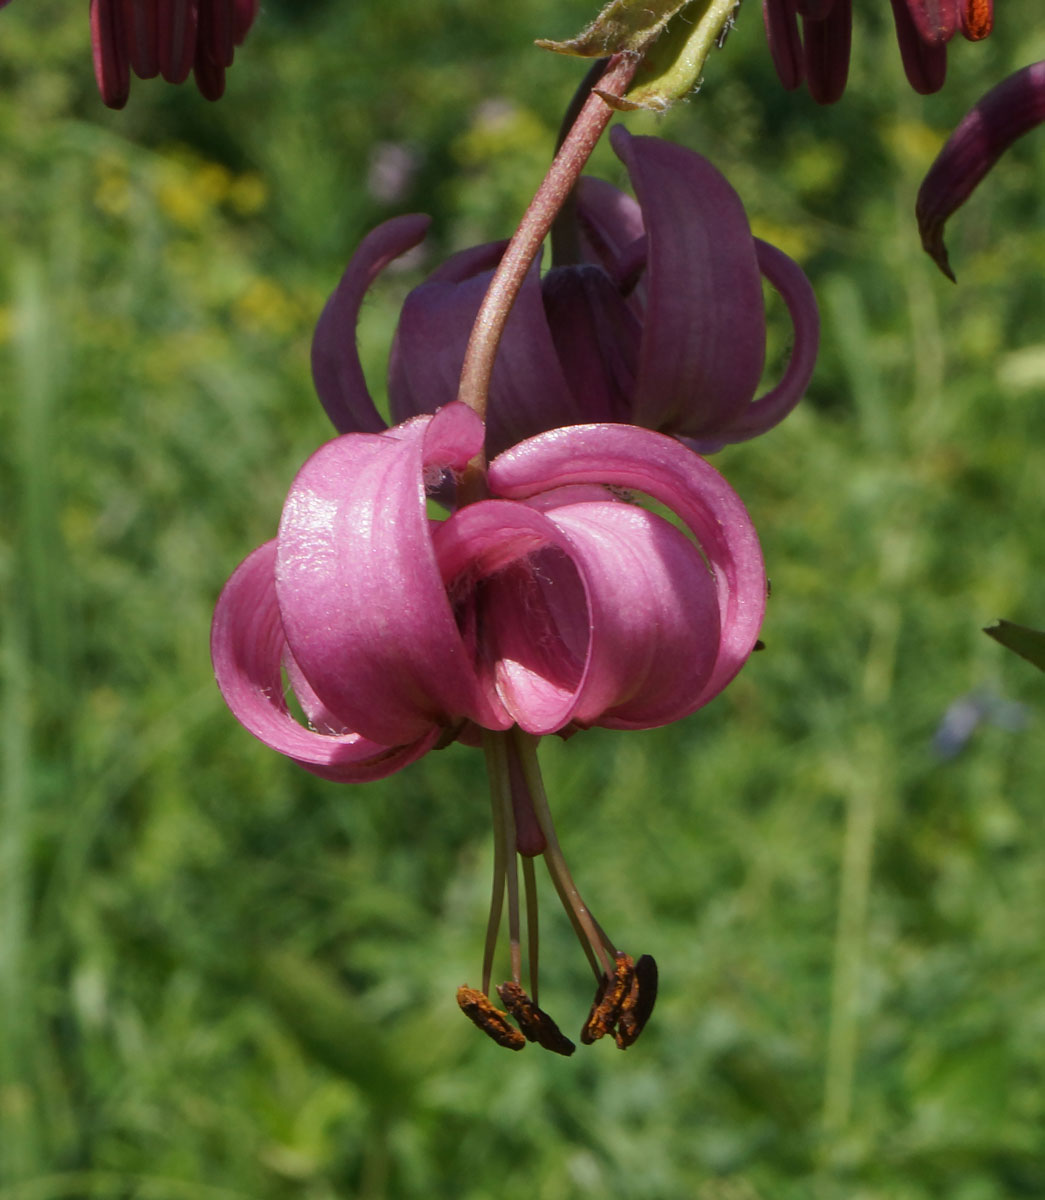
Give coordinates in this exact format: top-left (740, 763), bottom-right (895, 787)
top-left (618, 0), bottom-right (739, 110)
top-left (536, 0), bottom-right (692, 58)
top-left (984, 619), bottom-right (1045, 672)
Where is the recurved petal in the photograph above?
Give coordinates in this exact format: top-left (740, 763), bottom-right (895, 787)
top-left (573, 176), bottom-right (646, 276)
top-left (387, 240), bottom-right (505, 426)
top-left (611, 128), bottom-right (766, 439)
top-left (489, 424), bottom-right (766, 713)
top-left (276, 405), bottom-right (510, 747)
top-left (432, 500), bottom-right (590, 734)
top-left (694, 239), bottom-right (819, 450)
top-left (211, 542), bottom-right (439, 782)
top-left (432, 492), bottom-right (718, 732)
top-left (389, 253), bottom-right (584, 458)
top-left (917, 61), bottom-right (1045, 280)
top-left (539, 497), bottom-right (721, 729)
top-left (540, 264), bottom-right (639, 426)
top-left (889, 0), bottom-right (948, 94)
top-left (762, 0), bottom-right (804, 92)
top-left (312, 214), bottom-right (431, 435)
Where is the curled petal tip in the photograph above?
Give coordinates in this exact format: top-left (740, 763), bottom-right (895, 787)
top-left (916, 60), bottom-right (1045, 280)
top-left (312, 214), bottom-right (432, 435)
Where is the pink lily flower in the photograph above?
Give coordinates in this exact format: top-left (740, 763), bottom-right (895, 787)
top-left (312, 129), bottom-right (819, 460)
top-left (212, 403), bottom-right (766, 1050)
top-left (212, 402), bottom-right (765, 779)
top-left (77, 0), bottom-right (259, 108)
top-left (917, 60), bottom-right (1045, 280)
top-left (762, 0), bottom-right (994, 104)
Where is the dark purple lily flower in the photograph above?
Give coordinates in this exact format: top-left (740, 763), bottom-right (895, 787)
top-left (312, 129), bottom-right (819, 460)
top-left (55, 0), bottom-right (260, 108)
top-left (917, 60), bottom-right (1045, 280)
top-left (212, 403), bottom-right (766, 1049)
top-left (762, 0), bottom-right (994, 104)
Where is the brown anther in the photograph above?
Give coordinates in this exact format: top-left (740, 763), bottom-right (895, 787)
top-left (580, 952), bottom-right (635, 1045)
top-left (496, 981), bottom-right (576, 1057)
top-left (614, 953), bottom-right (658, 1049)
top-left (456, 986), bottom-right (526, 1051)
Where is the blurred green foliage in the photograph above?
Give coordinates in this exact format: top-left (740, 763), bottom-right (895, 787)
top-left (2, 1), bottom-right (1045, 1197)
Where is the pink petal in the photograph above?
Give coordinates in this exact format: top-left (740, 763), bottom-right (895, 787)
top-left (802, 1), bottom-right (852, 105)
top-left (211, 542), bottom-right (439, 782)
top-left (276, 406), bottom-right (510, 747)
top-left (539, 497), bottom-right (721, 729)
top-left (917, 61), bottom-right (1045, 280)
top-left (432, 501), bottom-right (588, 733)
top-left (489, 425), bottom-right (766, 713)
top-left (695, 238), bottom-right (820, 450)
top-left (312, 214), bottom-right (431, 435)
top-left (432, 491), bottom-right (719, 732)
top-left (611, 128), bottom-right (766, 439)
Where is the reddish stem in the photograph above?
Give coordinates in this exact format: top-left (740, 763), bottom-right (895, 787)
top-left (455, 52), bottom-right (640, 436)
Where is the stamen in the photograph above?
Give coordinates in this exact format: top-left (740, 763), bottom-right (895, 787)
top-left (511, 728), bottom-right (617, 978)
top-left (522, 855), bottom-right (540, 1003)
top-left (581, 952), bottom-right (635, 1044)
top-left (496, 981), bottom-right (576, 1057)
top-left (480, 732), bottom-right (510, 995)
top-left (456, 986), bottom-right (526, 1051)
top-left (614, 953), bottom-right (658, 1049)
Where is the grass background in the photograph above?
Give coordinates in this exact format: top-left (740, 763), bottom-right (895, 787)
top-left (2, 1), bottom-right (1045, 1196)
